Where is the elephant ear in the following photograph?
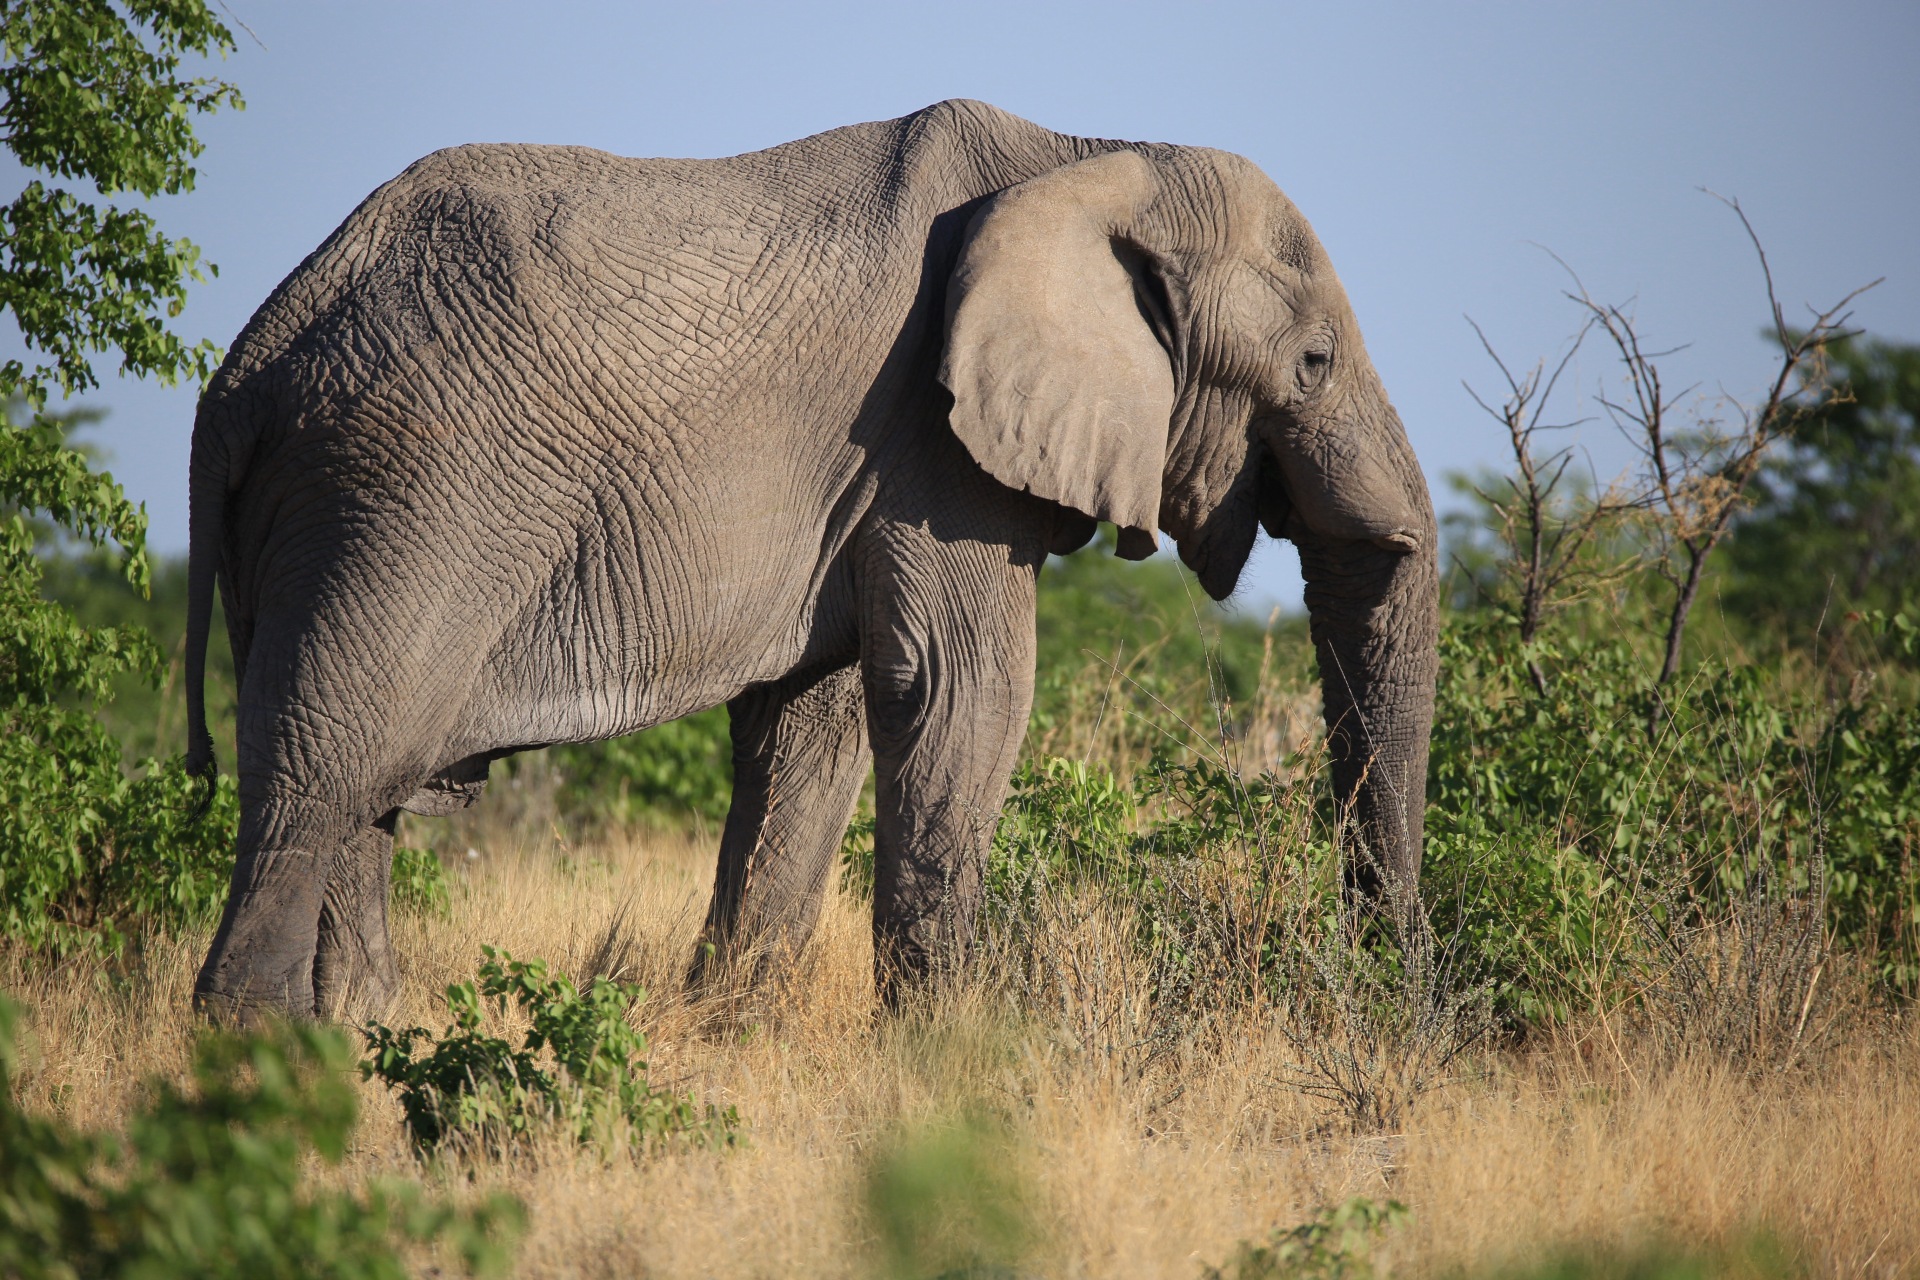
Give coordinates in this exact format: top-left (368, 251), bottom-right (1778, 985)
top-left (940, 150), bottom-right (1176, 545)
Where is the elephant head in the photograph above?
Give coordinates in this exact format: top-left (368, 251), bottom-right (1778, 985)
top-left (941, 147), bottom-right (1439, 898)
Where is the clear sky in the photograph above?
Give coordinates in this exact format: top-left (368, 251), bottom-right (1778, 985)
top-left (30, 0), bottom-right (1920, 609)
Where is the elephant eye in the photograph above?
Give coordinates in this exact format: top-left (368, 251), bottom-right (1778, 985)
top-left (1297, 346), bottom-right (1332, 392)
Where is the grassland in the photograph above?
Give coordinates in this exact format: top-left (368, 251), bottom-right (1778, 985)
top-left (8, 807), bottom-right (1916, 1279)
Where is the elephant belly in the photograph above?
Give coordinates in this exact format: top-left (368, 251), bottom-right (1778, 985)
top-left (451, 502), bottom-right (863, 755)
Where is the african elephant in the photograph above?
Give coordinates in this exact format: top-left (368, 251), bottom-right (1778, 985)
top-left (184, 99), bottom-right (1437, 1019)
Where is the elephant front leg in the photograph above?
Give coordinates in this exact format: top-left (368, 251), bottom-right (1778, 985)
top-left (694, 664), bottom-right (871, 988)
top-left (860, 532), bottom-right (1039, 1005)
top-left (313, 812), bottom-right (402, 1019)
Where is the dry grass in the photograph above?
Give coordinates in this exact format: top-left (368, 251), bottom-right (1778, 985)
top-left (6, 821), bottom-right (1918, 1279)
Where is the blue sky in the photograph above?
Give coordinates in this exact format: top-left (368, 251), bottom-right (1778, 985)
top-left (30, 0), bottom-right (1920, 608)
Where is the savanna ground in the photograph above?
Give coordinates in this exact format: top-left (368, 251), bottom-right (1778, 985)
top-left (11, 822), bottom-right (1920, 1279)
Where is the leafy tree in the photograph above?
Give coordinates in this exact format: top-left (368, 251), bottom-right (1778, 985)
top-left (0, 1), bottom-right (243, 950)
top-left (1, 0), bottom-right (239, 406)
top-left (1722, 334), bottom-right (1920, 634)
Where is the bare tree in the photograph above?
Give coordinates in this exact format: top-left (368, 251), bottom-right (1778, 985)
top-left (1461, 316), bottom-right (1636, 694)
top-left (1556, 197), bottom-right (1877, 734)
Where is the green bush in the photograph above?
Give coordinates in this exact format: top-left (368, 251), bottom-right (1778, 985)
top-left (1, 405), bottom-right (241, 955)
top-left (1424, 604), bottom-right (1920, 1009)
top-left (863, 1112), bottom-right (1035, 1280)
top-left (0, 998), bottom-right (521, 1279)
top-left (991, 754), bottom-right (1139, 897)
top-left (389, 844), bottom-right (452, 918)
top-left (360, 947), bottom-right (739, 1155)
top-left (1204, 1197), bottom-right (1408, 1280)
top-left (550, 705), bottom-right (734, 829)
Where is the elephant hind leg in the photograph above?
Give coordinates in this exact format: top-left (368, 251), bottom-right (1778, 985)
top-left (194, 802), bottom-right (339, 1021)
top-left (313, 812), bottom-right (403, 1020)
top-left (199, 603), bottom-right (475, 1021)
top-left (692, 663), bottom-right (870, 992)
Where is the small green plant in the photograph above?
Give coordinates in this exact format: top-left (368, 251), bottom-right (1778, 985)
top-left (989, 754), bottom-right (1138, 902)
top-left (389, 843), bottom-right (451, 917)
top-left (840, 800), bottom-right (878, 900)
top-left (1204, 1197), bottom-right (1408, 1280)
top-left (360, 947), bottom-right (738, 1154)
top-left (864, 1112), bottom-right (1035, 1280)
top-left (0, 997), bottom-right (521, 1279)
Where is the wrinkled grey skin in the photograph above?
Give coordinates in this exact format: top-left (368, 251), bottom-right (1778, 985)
top-left (184, 100), bottom-right (1437, 1019)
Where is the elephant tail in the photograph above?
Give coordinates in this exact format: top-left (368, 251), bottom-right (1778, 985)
top-left (184, 428), bottom-right (224, 818)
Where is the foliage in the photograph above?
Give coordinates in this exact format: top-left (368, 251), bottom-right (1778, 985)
top-left (1, 512), bottom-right (242, 951)
top-left (1722, 335), bottom-right (1920, 635)
top-left (0, 0), bottom-right (241, 407)
top-left (1424, 600), bottom-right (1920, 1012)
top-left (550, 704), bottom-right (734, 829)
top-left (840, 800), bottom-right (878, 899)
top-left (1435, 301), bottom-right (1918, 1017)
top-left (36, 548), bottom-right (238, 764)
top-left (1203, 1197), bottom-right (1408, 1280)
top-left (360, 947), bottom-right (739, 1155)
top-left (987, 754), bottom-right (1140, 906)
top-left (0, 997), bottom-right (521, 1279)
top-left (389, 844), bottom-right (451, 918)
top-left (862, 1112), bottom-right (1034, 1280)
top-left (0, 3), bottom-right (243, 953)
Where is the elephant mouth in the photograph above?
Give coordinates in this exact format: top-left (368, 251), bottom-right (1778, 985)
top-left (1178, 483), bottom-right (1261, 602)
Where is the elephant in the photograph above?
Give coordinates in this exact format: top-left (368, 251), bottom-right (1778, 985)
top-left (183, 99), bottom-right (1438, 1020)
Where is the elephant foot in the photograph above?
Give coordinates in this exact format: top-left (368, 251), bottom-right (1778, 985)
top-left (191, 984), bottom-right (300, 1030)
top-left (194, 869), bottom-right (327, 1022)
top-left (193, 949), bottom-right (319, 1025)
top-left (313, 908), bottom-right (401, 1021)
top-left (873, 926), bottom-right (969, 1013)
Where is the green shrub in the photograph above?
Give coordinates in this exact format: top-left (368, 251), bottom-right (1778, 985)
top-left (991, 754), bottom-right (1138, 893)
top-left (1, 404), bottom-right (248, 956)
top-left (550, 705), bottom-right (734, 829)
top-left (389, 844), bottom-right (451, 918)
top-left (0, 997), bottom-right (521, 1279)
top-left (0, 731), bottom-right (242, 955)
top-left (840, 800), bottom-right (878, 900)
top-left (360, 947), bottom-right (739, 1155)
top-left (1204, 1197), bottom-right (1408, 1280)
top-left (1424, 604), bottom-right (1920, 1007)
top-left (863, 1112), bottom-right (1035, 1280)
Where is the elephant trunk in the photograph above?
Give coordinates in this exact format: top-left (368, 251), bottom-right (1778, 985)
top-left (1290, 400), bottom-right (1439, 906)
top-left (1301, 532), bottom-right (1438, 901)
